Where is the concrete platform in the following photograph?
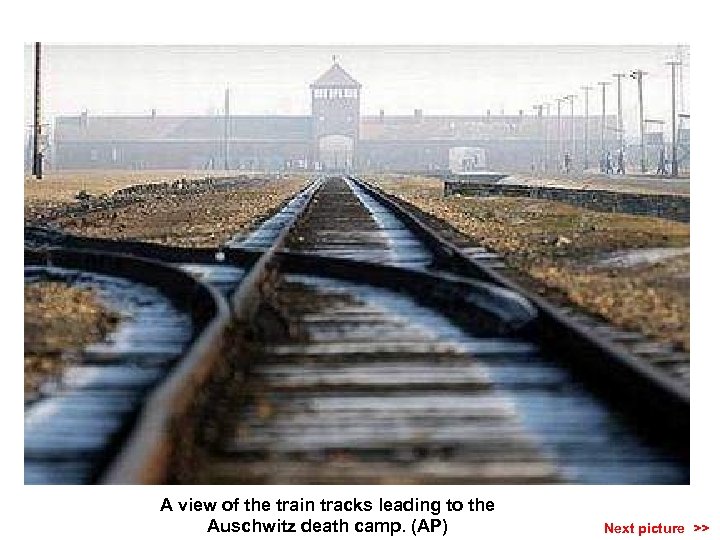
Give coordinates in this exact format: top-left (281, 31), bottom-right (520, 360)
top-left (444, 178), bottom-right (690, 222)
top-left (502, 172), bottom-right (690, 197)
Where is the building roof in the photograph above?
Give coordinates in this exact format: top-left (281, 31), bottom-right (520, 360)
top-left (310, 62), bottom-right (361, 89)
top-left (55, 115), bottom-right (312, 142)
top-left (53, 113), bottom-right (617, 144)
top-left (360, 114), bottom-right (616, 141)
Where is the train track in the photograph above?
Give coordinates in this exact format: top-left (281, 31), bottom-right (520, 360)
top-left (23, 249), bottom-right (226, 484)
top-left (365, 182), bottom-right (691, 386)
top-left (24, 175), bottom-right (689, 484)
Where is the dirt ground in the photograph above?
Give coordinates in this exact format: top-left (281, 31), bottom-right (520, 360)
top-left (24, 171), bottom-right (310, 399)
top-left (25, 172), bottom-right (309, 248)
top-left (369, 175), bottom-right (690, 351)
top-left (24, 282), bottom-right (118, 399)
top-left (24, 169), bottom-right (243, 203)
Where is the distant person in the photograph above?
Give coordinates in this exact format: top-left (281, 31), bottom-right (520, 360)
top-left (564, 152), bottom-right (572, 174)
top-left (616, 150), bottom-right (626, 175)
top-left (604, 151), bottom-right (613, 174)
top-left (656, 148), bottom-right (668, 175)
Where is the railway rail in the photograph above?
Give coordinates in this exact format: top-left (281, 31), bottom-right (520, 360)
top-left (24, 175), bottom-right (689, 484)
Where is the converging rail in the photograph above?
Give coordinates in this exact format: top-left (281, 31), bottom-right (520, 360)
top-left (23, 248), bottom-right (227, 484)
top-left (24, 174), bottom-right (689, 484)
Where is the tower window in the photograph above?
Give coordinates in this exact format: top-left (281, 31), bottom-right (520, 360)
top-left (314, 87), bottom-right (357, 100)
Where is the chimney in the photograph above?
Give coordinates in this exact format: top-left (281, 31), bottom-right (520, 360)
top-left (379, 109), bottom-right (385, 122)
top-left (486, 109), bottom-right (491, 117)
top-left (80, 110), bottom-right (88, 129)
top-left (151, 108), bottom-right (157, 119)
top-left (519, 109), bottom-right (524, 117)
top-left (414, 108), bottom-right (423, 121)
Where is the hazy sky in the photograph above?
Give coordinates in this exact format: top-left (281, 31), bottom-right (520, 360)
top-left (24, 44), bottom-right (689, 139)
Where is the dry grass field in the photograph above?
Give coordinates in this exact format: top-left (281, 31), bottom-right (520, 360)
top-left (24, 171), bottom-right (310, 397)
top-left (24, 170), bottom-right (310, 248)
top-left (370, 175), bottom-right (690, 351)
top-left (54, 178), bottom-right (308, 247)
top-left (24, 169), bottom-right (242, 203)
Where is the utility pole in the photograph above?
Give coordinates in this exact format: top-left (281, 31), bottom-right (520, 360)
top-left (675, 45), bottom-right (686, 115)
top-left (532, 104), bottom-right (543, 173)
top-left (543, 102), bottom-right (551, 172)
top-left (598, 81), bottom-right (611, 170)
top-left (581, 86), bottom-right (593, 170)
top-left (667, 60), bottom-right (682, 177)
top-left (556, 97), bottom-right (563, 170)
top-left (224, 87), bottom-right (230, 171)
top-left (630, 69), bottom-right (648, 173)
top-left (32, 42), bottom-right (43, 180)
top-left (565, 94), bottom-right (577, 165)
top-left (612, 73), bottom-right (626, 153)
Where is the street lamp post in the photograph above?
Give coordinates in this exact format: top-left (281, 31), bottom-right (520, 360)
top-left (598, 81), bottom-right (611, 171)
top-left (580, 86), bottom-right (593, 171)
top-left (532, 104), bottom-right (543, 173)
top-left (224, 87), bottom-right (230, 171)
top-left (630, 69), bottom-right (647, 173)
top-left (630, 69), bottom-right (648, 173)
top-left (666, 60), bottom-right (682, 177)
top-left (556, 97), bottom-right (563, 171)
top-left (612, 73), bottom-right (626, 154)
top-left (565, 94), bottom-right (578, 168)
top-left (543, 102), bottom-right (551, 172)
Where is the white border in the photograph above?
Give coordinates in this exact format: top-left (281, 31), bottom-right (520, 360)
top-left (5, 2), bottom-right (716, 539)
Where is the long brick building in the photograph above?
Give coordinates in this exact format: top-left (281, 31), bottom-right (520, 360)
top-left (52, 60), bottom-right (619, 172)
